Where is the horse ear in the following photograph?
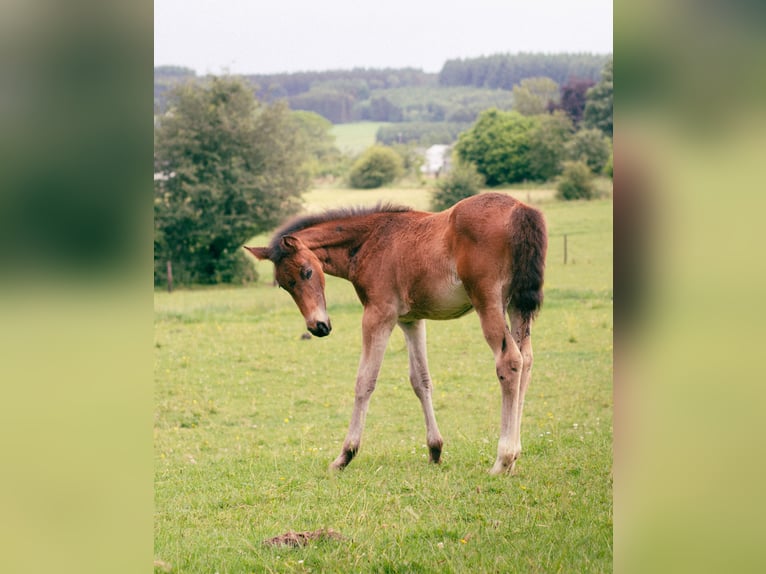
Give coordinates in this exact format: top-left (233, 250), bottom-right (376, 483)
top-left (280, 235), bottom-right (305, 254)
top-left (244, 246), bottom-right (271, 260)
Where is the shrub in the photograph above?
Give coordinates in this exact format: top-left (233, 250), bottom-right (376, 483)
top-left (455, 108), bottom-right (572, 185)
top-left (390, 143), bottom-right (424, 179)
top-left (603, 151), bottom-right (613, 179)
top-left (566, 128), bottom-right (612, 174)
top-left (455, 109), bottom-right (537, 185)
top-left (430, 163), bottom-right (485, 211)
top-left (526, 110), bottom-right (573, 181)
top-left (348, 145), bottom-right (403, 189)
top-left (557, 160), bottom-right (595, 200)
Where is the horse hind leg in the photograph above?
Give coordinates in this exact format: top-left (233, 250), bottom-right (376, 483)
top-left (399, 320), bottom-right (444, 463)
top-left (506, 309), bottom-right (534, 471)
top-left (472, 300), bottom-right (524, 475)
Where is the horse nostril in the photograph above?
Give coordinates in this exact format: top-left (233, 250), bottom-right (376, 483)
top-left (316, 321), bottom-right (331, 336)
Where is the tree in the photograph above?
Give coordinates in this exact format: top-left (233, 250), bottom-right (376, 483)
top-left (430, 162), bottom-right (485, 211)
top-left (455, 109), bottom-right (572, 185)
top-left (439, 53), bottom-right (610, 89)
top-left (584, 58), bottom-right (613, 137)
top-left (154, 77), bottom-right (309, 286)
top-left (512, 77), bottom-right (560, 116)
top-left (348, 145), bottom-right (403, 189)
top-left (455, 109), bottom-right (536, 185)
top-left (363, 96), bottom-right (404, 122)
top-left (289, 87), bottom-right (357, 123)
top-left (526, 111), bottom-right (573, 181)
top-left (551, 78), bottom-right (595, 125)
top-left (565, 128), bottom-right (612, 174)
top-left (289, 110), bottom-right (341, 178)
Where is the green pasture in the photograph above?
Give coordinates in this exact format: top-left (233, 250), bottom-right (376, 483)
top-left (331, 122), bottom-right (389, 154)
top-left (154, 190), bottom-right (613, 573)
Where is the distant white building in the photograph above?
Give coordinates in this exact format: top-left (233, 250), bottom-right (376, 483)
top-left (420, 145), bottom-right (452, 177)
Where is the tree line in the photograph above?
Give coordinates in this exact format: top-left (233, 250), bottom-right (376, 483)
top-left (155, 53), bottom-right (609, 124)
top-left (438, 52), bottom-right (609, 89)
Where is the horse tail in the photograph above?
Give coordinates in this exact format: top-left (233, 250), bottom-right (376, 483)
top-left (509, 203), bottom-right (548, 321)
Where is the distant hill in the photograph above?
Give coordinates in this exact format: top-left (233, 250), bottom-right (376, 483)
top-left (155, 52), bottom-right (610, 145)
top-left (439, 52), bottom-right (609, 89)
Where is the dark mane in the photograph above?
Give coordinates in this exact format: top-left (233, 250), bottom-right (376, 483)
top-left (267, 202), bottom-right (412, 260)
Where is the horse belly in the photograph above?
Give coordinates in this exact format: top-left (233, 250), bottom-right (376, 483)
top-left (435, 281), bottom-right (473, 319)
top-left (403, 278), bottom-right (473, 321)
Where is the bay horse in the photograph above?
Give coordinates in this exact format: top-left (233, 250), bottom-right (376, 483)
top-left (245, 192), bottom-right (547, 475)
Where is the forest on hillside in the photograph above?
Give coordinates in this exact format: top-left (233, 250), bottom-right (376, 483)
top-left (155, 52), bottom-right (609, 132)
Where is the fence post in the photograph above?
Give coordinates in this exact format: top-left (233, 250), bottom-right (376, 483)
top-left (167, 260), bottom-right (173, 293)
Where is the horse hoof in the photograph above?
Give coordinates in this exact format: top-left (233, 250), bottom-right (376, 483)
top-left (489, 459), bottom-right (516, 475)
top-left (329, 448), bottom-right (356, 471)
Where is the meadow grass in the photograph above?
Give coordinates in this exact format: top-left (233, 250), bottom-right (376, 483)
top-left (154, 190), bottom-right (612, 573)
top-left (331, 122), bottom-right (390, 154)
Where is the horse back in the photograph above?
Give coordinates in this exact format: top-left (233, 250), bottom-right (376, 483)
top-left (448, 193), bottom-right (546, 318)
top-left (348, 193), bottom-right (545, 320)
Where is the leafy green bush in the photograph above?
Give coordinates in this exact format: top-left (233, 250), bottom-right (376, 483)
top-left (526, 110), bottom-right (573, 181)
top-left (348, 145), bottom-right (403, 189)
top-left (455, 110), bottom-right (536, 185)
top-left (566, 128), bottom-right (612, 174)
top-left (455, 109), bottom-right (572, 185)
top-left (430, 163), bottom-right (485, 211)
top-left (556, 160), bottom-right (595, 200)
top-left (390, 143), bottom-right (424, 179)
top-left (603, 151), bottom-right (613, 179)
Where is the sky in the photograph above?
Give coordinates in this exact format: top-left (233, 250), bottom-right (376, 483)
top-left (155, 0), bottom-right (612, 75)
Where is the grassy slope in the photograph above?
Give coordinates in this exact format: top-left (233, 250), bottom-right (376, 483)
top-left (330, 122), bottom-right (390, 154)
top-left (154, 191), bottom-right (612, 573)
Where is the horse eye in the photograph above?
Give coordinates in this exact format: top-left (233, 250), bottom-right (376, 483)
top-left (301, 267), bottom-right (313, 280)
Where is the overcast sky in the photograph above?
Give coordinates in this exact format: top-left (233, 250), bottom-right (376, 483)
top-left (155, 0), bottom-right (612, 75)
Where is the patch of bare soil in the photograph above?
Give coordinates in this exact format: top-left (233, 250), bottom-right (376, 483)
top-left (262, 528), bottom-right (346, 547)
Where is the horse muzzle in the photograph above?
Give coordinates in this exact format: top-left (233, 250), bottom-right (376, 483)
top-left (308, 319), bottom-right (332, 337)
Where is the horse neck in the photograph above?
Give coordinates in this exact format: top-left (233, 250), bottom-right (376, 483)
top-left (294, 217), bottom-right (377, 279)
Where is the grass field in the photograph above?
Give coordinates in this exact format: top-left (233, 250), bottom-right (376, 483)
top-left (154, 190), bottom-right (613, 573)
top-left (331, 122), bottom-right (390, 154)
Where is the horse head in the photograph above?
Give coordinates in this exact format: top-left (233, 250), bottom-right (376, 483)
top-left (245, 236), bottom-right (332, 337)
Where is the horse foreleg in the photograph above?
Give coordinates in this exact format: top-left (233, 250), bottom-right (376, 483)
top-left (399, 320), bottom-right (444, 463)
top-left (330, 308), bottom-right (395, 471)
top-left (474, 304), bottom-right (524, 475)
